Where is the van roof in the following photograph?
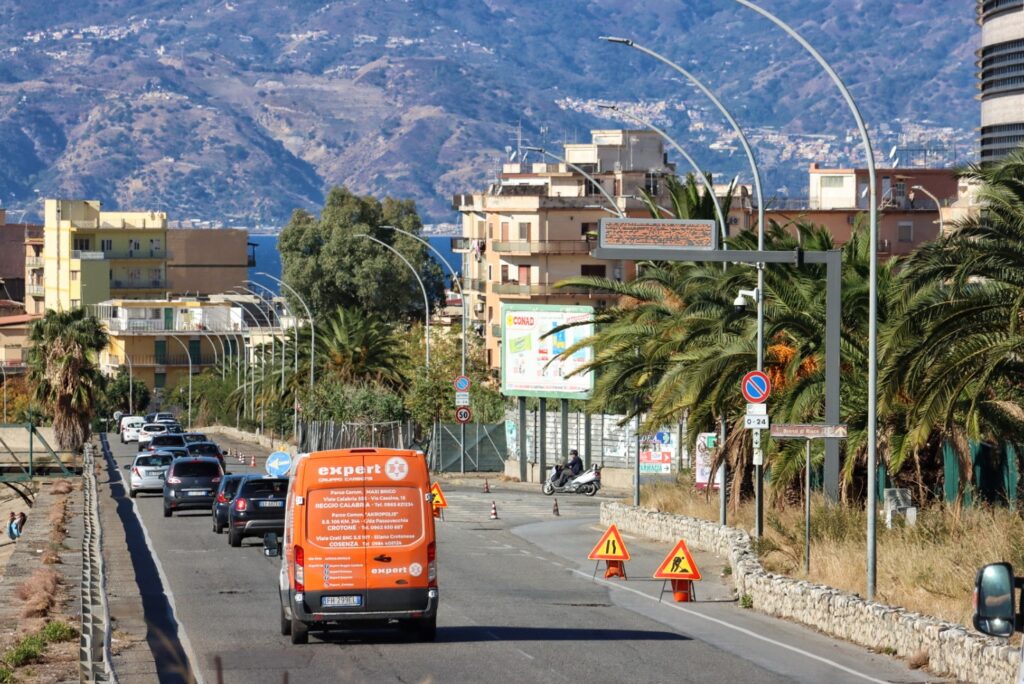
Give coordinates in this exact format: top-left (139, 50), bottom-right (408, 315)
top-left (299, 448), bottom-right (424, 461)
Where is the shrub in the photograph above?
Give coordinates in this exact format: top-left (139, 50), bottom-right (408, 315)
top-left (5, 634), bottom-right (45, 667)
top-left (41, 620), bottom-right (77, 643)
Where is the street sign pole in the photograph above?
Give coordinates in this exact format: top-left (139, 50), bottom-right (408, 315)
top-left (805, 438), bottom-right (811, 574)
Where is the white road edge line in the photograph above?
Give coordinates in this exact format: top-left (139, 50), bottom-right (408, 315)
top-left (571, 569), bottom-right (890, 684)
top-left (515, 648), bottom-right (535, 660)
top-left (115, 449), bottom-right (206, 684)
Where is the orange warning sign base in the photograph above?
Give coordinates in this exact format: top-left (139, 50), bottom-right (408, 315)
top-left (429, 482), bottom-right (449, 508)
top-left (588, 524), bottom-right (631, 561)
top-left (653, 540), bottom-right (702, 581)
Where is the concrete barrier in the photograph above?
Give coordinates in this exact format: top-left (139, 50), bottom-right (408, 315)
top-left (600, 501), bottom-right (1020, 684)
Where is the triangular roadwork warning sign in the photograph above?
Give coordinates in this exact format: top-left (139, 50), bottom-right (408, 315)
top-left (429, 482), bottom-right (448, 508)
top-left (653, 540), bottom-right (701, 581)
top-left (588, 524), bottom-right (631, 561)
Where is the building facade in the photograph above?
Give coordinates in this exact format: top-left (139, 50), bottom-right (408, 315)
top-left (166, 228), bottom-right (252, 295)
top-left (454, 130), bottom-right (676, 369)
top-left (978, 0), bottom-right (1024, 160)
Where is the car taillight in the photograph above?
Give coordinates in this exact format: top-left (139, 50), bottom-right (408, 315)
top-left (132, 467), bottom-right (141, 477)
top-left (427, 541), bottom-right (437, 587)
top-left (167, 476), bottom-right (181, 484)
top-left (294, 545), bottom-right (304, 592)
top-left (211, 477), bottom-right (221, 484)
top-left (234, 497), bottom-right (248, 512)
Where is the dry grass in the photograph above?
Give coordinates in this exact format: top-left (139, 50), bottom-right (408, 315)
top-left (640, 478), bottom-right (1024, 626)
top-left (16, 568), bottom-right (61, 619)
top-left (49, 480), bottom-right (73, 495)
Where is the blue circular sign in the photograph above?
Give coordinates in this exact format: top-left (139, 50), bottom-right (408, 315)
top-left (266, 451), bottom-right (292, 477)
top-left (741, 371), bottom-right (772, 404)
top-left (454, 375), bottom-right (471, 392)
top-left (656, 431), bottom-right (671, 445)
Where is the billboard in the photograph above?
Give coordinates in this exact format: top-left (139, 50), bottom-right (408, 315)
top-left (500, 304), bottom-right (594, 399)
top-left (694, 432), bottom-right (724, 491)
top-left (598, 217), bottom-right (718, 253)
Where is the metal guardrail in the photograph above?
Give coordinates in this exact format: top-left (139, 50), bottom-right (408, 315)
top-left (80, 439), bottom-right (116, 683)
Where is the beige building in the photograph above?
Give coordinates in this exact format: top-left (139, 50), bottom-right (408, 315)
top-left (0, 313), bottom-right (39, 374)
top-left (454, 130), bottom-right (676, 369)
top-left (978, 1), bottom-right (1024, 161)
top-left (166, 228), bottom-right (252, 295)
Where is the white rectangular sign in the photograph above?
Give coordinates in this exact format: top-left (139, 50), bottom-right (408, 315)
top-left (694, 432), bottom-right (723, 491)
top-left (745, 415), bottom-right (769, 430)
top-left (746, 403), bottom-right (767, 416)
top-left (454, 392), bottom-right (470, 407)
top-left (500, 304), bottom-right (594, 399)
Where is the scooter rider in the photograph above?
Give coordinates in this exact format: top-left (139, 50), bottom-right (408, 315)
top-left (555, 449), bottom-right (583, 487)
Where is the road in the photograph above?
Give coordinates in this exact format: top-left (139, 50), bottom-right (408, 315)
top-left (104, 435), bottom-right (934, 684)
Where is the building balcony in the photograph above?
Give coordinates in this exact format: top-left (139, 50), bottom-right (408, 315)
top-left (492, 282), bottom-right (594, 297)
top-left (462, 278), bottom-right (487, 293)
top-left (26, 284), bottom-right (44, 297)
top-left (99, 318), bottom-right (246, 334)
top-left (111, 279), bottom-right (168, 290)
top-left (104, 250), bottom-right (169, 260)
top-left (105, 354), bottom-right (211, 368)
top-left (25, 256), bottom-right (42, 268)
top-left (452, 238), bottom-right (472, 252)
top-left (492, 240), bottom-right (592, 255)
top-left (70, 250), bottom-right (106, 260)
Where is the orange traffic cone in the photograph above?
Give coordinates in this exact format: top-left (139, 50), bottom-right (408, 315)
top-left (483, 479), bottom-right (490, 493)
top-left (249, 454), bottom-right (256, 468)
top-left (605, 560), bottom-right (627, 579)
top-left (489, 501), bottom-right (498, 520)
top-left (671, 579), bottom-right (694, 602)
top-left (552, 499), bottom-right (560, 516)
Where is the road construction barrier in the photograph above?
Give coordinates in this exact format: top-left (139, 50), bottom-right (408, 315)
top-left (82, 438), bottom-right (116, 682)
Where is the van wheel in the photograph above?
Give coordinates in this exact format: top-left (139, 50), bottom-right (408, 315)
top-left (414, 615), bottom-right (437, 642)
top-left (290, 617), bottom-right (308, 644)
top-left (280, 602), bottom-right (291, 636)
top-left (228, 529), bottom-right (242, 547)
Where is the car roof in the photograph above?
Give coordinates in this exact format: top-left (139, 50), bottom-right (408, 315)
top-left (169, 456), bottom-right (221, 465)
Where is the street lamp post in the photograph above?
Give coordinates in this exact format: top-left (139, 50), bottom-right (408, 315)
top-left (168, 336), bottom-right (193, 430)
top-left (258, 272), bottom-right (315, 389)
top-left (237, 287), bottom-right (277, 433)
top-left (122, 351), bottom-right (134, 415)
top-left (730, 0), bottom-right (881, 601)
top-left (247, 281), bottom-right (289, 393)
top-left (911, 185), bottom-right (945, 235)
top-left (0, 363), bottom-right (6, 423)
top-left (379, 225), bottom-right (469, 472)
top-left (602, 36), bottom-right (768, 536)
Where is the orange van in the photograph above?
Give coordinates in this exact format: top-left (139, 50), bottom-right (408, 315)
top-left (276, 448), bottom-right (438, 644)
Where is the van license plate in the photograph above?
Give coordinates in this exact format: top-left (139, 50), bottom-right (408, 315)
top-left (322, 595), bottom-right (361, 607)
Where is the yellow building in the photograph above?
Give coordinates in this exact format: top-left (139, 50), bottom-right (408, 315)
top-left (453, 130), bottom-right (675, 369)
top-left (36, 199), bottom-right (168, 312)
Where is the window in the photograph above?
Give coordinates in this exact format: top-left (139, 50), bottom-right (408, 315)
top-left (644, 173), bottom-right (660, 196)
top-left (581, 264), bottom-right (607, 277)
top-left (897, 222), bottom-right (914, 243)
top-left (73, 238), bottom-right (90, 251)
top-left (154, 372), bottom-right (166, 389)
top-left (129, 239), bottom-right (140, 251)
top-left (584, 178), bottom-right (602, 196)
top-left (518, 222), bottom-right (530, 240)
top-left (100, 239), bottom-right (112, 252)
top-left (500, 264), bottom-right (509, 283)
top-left (70, 270), bottom-right (79, 281)
top-left (581, 222), bottom-right (598, 238)
top-left (487, 264), bottom-right (493, 281)
top-left (821, 176), bottom-right (845, 188)
top-left (70, 299), bottom-right (80, 309)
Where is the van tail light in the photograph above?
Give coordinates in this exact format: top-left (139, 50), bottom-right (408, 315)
top-left (234, 497), bottom-right (248, 512)
top-left (427, 541), bottom-right (437, 587)
top-left (167, 476), bottom-right (181, 484)
top-left (294, 545), bottom-right (305, 592)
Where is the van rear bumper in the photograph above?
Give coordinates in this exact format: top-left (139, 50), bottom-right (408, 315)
top-left (288, 588), bottom-right (438, 624)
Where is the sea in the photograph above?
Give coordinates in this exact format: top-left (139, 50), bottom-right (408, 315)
top-left (247, 233), bottom-right (459, 295)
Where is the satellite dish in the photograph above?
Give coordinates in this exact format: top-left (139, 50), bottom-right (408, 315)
top-left (888, 145), bottom-right (898, 160)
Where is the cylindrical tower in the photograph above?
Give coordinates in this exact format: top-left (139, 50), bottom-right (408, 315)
top-left (978, 1), bottom-right (1024, 161)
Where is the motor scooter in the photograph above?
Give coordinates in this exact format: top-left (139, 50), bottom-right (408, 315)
top-left (543, 464), bottom-right (601, 496)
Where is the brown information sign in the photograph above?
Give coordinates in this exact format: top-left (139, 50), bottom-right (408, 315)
top-left (598, 218), bottom-right (718, 252)
top-left (770, 424), bottom-right (848, 439)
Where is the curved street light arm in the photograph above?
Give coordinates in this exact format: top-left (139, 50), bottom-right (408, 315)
top-left (247, 280), bottom-right (291, 393)
top-left (257, 272), bottom-right (315, 389)
top-left (522, 146), bottom-right (625, 218)
top-left (167, 335), bottom-right (193, 431)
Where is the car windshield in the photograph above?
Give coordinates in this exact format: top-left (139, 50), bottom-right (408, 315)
top-left (223, 477), bottom-right (246, 496)
top-left (144, 425), bottom-right (166, 433)
top-left (242, 479), bottom-right (288, 497)
top-left (151, 435), bottom-right (186, 447)
top-left (183, 433), bottom-right (208, 443)
top-left (135, 454), bottom-right (173, 467)
top-left (187, 443), bottom-right (220, 456)
top-left (155, 413), bottom-right (175, 422)
top-left (172, 461), bottom-right (221, 478)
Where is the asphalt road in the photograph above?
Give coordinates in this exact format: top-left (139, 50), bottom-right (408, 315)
top-left (105, 435), bottom-right (936, 684)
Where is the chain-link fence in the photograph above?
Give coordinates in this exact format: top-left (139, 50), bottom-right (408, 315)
top-left (298, 420), bottom-right (408, 452)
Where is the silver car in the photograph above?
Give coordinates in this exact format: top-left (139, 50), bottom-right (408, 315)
top-left (125, 452), bottom-right (174, 498)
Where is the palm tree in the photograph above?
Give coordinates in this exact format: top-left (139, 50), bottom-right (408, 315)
top-left (318, 307), bottom-right (409, 388)
top-left (26, 308), bottom-right (108, 452)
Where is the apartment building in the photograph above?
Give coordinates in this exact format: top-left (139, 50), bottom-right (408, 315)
top-left (453, 130), bottom-right (675, 369)
top-left (978, 0), bottom-right (1024, 161)
top-left (760, 164), bottom-right (958, 256)
top-left (0, 209), bottom-right (40, 304)
top-left (166, 228), bottom-right (253, 295)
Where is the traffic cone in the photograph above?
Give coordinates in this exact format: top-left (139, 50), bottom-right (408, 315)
top-left (671, 579), bottom-right (694, 602)
top-left (483, 479), bottom-right (490, 493)
top-left (605, 560), bottom-right (627, 579)
top-left (249, 454), bottom-right (256, 468)
top-left (489, 501), bottom-right (498, 520)
top-left (552, 499), bottom-right (560, 516)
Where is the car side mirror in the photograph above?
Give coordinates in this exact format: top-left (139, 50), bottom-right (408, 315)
top-left (263, 533), bottom-right (281, 557)
top-left (123, 464), bottom-right (131, 470)
top-left (974, 562), bottom-right (1019, 637)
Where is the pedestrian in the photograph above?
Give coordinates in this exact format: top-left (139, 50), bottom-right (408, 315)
top-left (15, 512), bottom-right (26, 536)
top-left (6, 512), bottom-right (19, 541)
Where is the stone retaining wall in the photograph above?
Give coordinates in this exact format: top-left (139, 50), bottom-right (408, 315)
top-left (601, 501), bottom-right (1021, 684)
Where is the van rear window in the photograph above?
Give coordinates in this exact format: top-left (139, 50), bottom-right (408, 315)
top-left (305, 486), bottom-right (423, 549)
top-left (172, 461), bottom-right (221, 478)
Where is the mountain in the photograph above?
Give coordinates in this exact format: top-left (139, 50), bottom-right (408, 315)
top-left (0, 0), bottom-right (980, 224)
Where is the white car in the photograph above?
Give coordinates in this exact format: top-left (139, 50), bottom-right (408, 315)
top-left (125, 452), bottom-right (174, 498)
top-left (121, 418), bottom-right (145, 443)
top-left (137, 423), bottom-right (169, 450)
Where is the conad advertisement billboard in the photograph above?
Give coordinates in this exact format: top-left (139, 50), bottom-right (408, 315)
top-left (500, 304), bottom-right (594, 399)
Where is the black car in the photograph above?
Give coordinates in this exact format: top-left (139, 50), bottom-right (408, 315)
top-left (163, 457), bottom-right (224, 517)
top-left (186, 441), bottom-right (226, 467)
top-left (211, 474), bottom-right (250, 534)
top-left (141, 433), bottom-right (187, 453)
top-left (182, 432), bottom-right (209, 444)
top-left (226, 476), bottom-right (288, 547)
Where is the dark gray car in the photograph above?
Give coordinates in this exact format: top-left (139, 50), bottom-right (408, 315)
top-left (163, 457), bottom-right (224, 517)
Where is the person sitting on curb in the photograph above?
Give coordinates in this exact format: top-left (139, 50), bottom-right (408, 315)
top-left (6, 512), bottom-right (19, 541)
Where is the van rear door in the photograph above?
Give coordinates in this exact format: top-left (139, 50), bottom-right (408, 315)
top-left (303, 454), bottom-right (369, 611)
top-left (362, 451), bottom-right (432, 612)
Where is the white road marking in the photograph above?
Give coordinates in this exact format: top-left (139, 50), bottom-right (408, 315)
top-left (571, 568), bottom-right (890, 684)
top-left (515, 648), bottom-right (535, 660)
